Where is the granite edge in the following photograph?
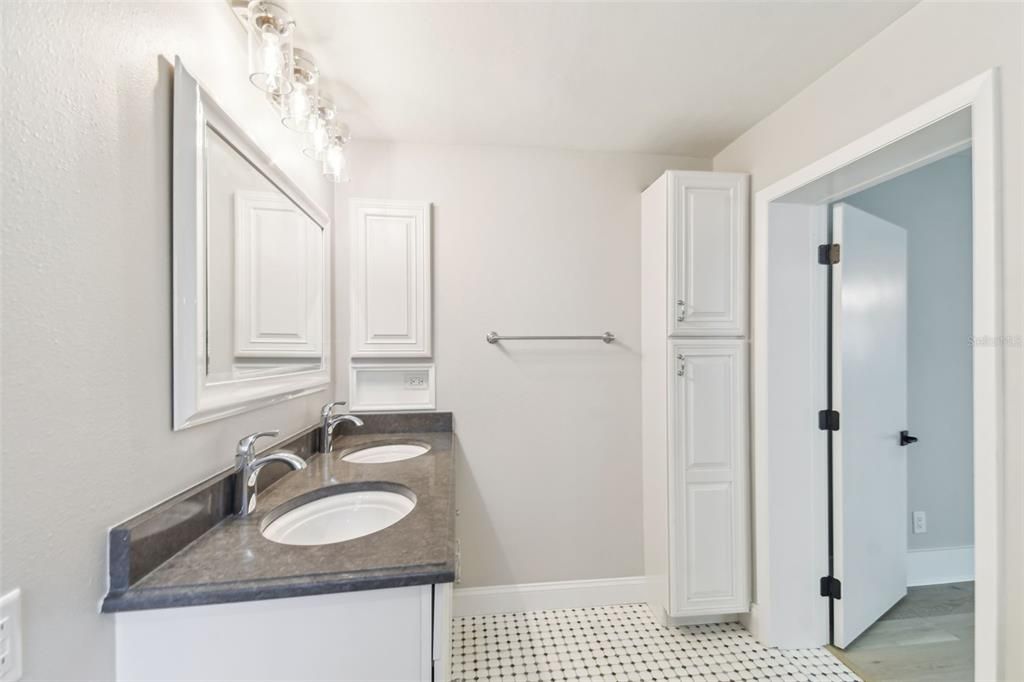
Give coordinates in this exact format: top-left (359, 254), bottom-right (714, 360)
top-left (102, 564), bottom-right (456, 612)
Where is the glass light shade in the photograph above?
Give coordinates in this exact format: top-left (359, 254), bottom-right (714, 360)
top-left (302, 99), bottom-right (338, 160)
top-left (304, 124), bottom-right (335, 161)
top-left (247, 1), bottom-right (295, 95)
top-left (281, 49), bottom-right (319, 132)
top-left (322, 138), bottom-right (349, 183)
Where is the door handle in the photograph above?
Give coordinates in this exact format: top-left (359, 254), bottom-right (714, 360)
top-left (900, 430), bottom-right (918, 446)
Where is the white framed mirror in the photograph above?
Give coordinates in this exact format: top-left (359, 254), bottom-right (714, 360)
top-left (172, 58), bottom-right (330, 430)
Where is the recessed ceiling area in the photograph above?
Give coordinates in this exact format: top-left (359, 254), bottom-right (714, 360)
top-left (285, 1), bottom-right (917, 157)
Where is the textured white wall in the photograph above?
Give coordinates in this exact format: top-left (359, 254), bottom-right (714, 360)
top-left (1, 3), bottom-right (334, 679)
top-left (713, 1), bottom-right (1022, 676)
top-left (844, 154), bottom-right (974, 552)
top-left (336, 142), bottom-right (708, 587)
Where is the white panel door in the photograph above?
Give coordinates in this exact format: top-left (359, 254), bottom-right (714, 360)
top-left (234, 191), bottom-right (324, 357)
top-left (831, 203), bottom-right (908, 648)
top-left (351, 199), bottom-right (432, 357)
top-left (668, 339), bottom-right (749, 616)
top-left (669, 172), bottom-right (748, 337)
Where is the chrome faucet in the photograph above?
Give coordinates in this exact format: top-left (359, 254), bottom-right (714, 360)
top-left (235, 431), bottom-right (307, 516)
top-left (320, 401), bottom-right (364, 453)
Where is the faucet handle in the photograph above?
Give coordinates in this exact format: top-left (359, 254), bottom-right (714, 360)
top-left (237, 430), bottom-right (280, 459)
top-left (320, 401), bottom-right (347, 419)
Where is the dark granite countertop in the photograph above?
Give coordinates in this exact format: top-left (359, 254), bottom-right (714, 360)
top-left (102, 420), bottom-right (455, 612)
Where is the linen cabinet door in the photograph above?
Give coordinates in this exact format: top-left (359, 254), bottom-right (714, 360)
top-left (668, 172), bottom-right (748, 337)
top-left (350, 199), bottom-right (432, 358)
top-left (668, 339), bottom-right (749, 617)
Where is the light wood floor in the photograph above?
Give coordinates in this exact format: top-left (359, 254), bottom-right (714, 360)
top-left (829, 582), bottom-right (974, 682)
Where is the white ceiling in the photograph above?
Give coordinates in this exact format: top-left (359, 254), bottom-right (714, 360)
top-left (284, 1), bottom-right (916, 157)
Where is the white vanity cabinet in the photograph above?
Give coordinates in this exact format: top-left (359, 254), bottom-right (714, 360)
top-left (641, 170), bottom-right (750, 624)
top-left (115, 583), bottom-right (453, 681)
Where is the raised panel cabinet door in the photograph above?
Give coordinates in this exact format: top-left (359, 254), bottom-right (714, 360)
top-left (234, 191), bottom-right (324, 358)
top-left (668, 339), bottom-right (749, 616)
top-left (351, 199), bottom-right (432, 357)
top-left (668, 172), bottom-right (748, 337)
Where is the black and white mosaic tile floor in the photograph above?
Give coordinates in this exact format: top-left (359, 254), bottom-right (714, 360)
top-left (451, 604), bottom-right (860, 681)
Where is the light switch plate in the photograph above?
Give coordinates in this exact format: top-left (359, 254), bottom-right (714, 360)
top-left (0, 589), bottom-right (23, 681)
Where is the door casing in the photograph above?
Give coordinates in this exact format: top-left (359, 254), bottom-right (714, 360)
top-left (748, 69), bottom-right (1001, 681)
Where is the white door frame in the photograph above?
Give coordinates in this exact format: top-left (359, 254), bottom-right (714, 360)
top-left (750, 69), bottom-right (1001, 680)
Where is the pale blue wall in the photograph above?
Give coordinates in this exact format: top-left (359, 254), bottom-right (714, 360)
top-left (843, 152), bottom-right (973, 551)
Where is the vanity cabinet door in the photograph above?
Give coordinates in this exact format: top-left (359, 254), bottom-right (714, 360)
top-left (115, 586), bottom-right (434, 681)
top-left (668, 172), bottom-right (748, 337)
top-left (668, 339), bottom-right (749, 617)
top-left (351, 199), bottom-right (432, 358)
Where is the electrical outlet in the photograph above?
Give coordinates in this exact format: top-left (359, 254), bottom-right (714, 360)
top-left (404, 373), bottom-right (429, 390)
top-left (0, 589), bottom-right (23, 681)
top-left (912, 511), bottom-right (927, 534)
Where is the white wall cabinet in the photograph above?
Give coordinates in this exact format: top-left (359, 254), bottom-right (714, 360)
top-left (641, 171), bottom-right (750, 624)
top-left (116, 584), bottom-right (453, 681)
top-left (661, 171), bottom-right (748, 337)
top-left (350, 199), bottom-right (432, 358)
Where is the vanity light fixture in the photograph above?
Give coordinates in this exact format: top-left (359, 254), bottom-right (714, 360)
top-left (243, 1), bottom-right (352, 182)
top-left (281, 48), bottom-right (319, 132)
top-left (246, 1), bottom-right (294, 96)
top-left (322, 132), bottom-right (350, 184)
top-left (303, 98), bottom-right (338, 160)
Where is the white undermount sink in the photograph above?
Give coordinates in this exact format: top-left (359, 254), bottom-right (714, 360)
top-left (261, 488), bottom-right (416, 546)
top-left (341, 443), bottom-right (430, 464)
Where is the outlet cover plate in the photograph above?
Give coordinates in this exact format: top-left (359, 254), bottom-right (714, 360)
top-left (912, 511), bottom-right (927, 534)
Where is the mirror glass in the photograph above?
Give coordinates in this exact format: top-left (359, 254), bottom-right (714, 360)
top-left (204, 124), bottom-right (324, 383)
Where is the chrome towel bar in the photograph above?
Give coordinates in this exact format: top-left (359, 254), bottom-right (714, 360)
top-left (485, 331), bottom-right (615, 344)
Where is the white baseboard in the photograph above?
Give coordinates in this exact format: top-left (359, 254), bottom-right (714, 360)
top-left (663, 613), bottom-right (741, 627)
top-left (453, 576), bottom-right (647, 617)
top-left (739, 603), bottom-right (760, 639)
top-left (907, 545), bottom-right (974, 587)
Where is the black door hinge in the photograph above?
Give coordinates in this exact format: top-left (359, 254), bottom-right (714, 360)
top-left (820, 576), bottom-right (842, 600)
top-left (818, 243), bottom-right (841, 265)
top-left (818, 409), bottom-right (840, 431)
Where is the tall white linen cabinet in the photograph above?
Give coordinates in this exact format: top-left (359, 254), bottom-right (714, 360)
top-left (641, 170), bottom-right (751, 624)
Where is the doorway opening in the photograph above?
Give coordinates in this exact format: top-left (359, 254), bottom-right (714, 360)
top-left (822, 152), bottom-right (975, 680)
top-left (747, 70), bottom-right (1001, 682)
